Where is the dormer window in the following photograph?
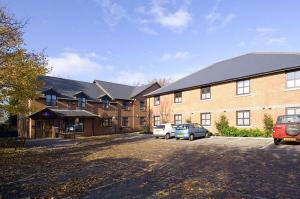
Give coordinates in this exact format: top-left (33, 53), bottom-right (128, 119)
top-left (123, 101), bottom-right (130, 110)
top-left (46, 94), bottom-right (57, 106)
top-left (77, 97), bottom-right (86, 108)
top-left (103, 99), bottom-right (110, 109)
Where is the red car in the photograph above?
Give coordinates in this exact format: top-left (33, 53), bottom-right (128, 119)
top-left (272, 115), bottom-right (300, 145)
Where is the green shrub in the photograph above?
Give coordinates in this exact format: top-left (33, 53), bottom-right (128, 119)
top-left (140, 125), bottom-right (151, 134)
top-left (263, 114), bottom-right (274, 137)
top-left (215, 115), bottom-right (267, 137)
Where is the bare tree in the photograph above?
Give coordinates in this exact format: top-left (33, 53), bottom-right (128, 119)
top-left (148, 77), bottom-right (172, 87)
top-left (159, 97), bottom-right (172, 123)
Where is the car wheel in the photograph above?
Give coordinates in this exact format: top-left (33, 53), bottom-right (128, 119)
top-left (176, 137), bottom-right (179, 140)
top-left (189, 134), bottom-right (194, 141)
top-left (155, 136), bottom-right (159, 139)
top-left (165, 133), bottom-right (170, 139)
top-left (205, 132), bottom-right (210, 138)
top-left (274, 138), bottom-right (281, 145)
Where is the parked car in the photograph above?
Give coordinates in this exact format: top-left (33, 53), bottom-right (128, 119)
top-left (175, 123), bottom-right (209, 141)
top-left (272, 115), bottom-right (300, 145)
top-left (153, 123), bottom-right (176, 139)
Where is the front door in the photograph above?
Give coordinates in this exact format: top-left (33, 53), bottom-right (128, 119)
top-left (35, 120), bottom-right (43, 138)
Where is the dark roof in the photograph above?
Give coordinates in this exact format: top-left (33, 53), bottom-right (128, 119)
top-left (94, 80), bottom-right (159, 100)
top-left (148, 53), bottom-right (300, 96)
top-left (38, 76), bottom-right (105, 100)
top-left (38, 76), bottom-right (159, 101)
top-left (29, 108), bottom-right (98, 118)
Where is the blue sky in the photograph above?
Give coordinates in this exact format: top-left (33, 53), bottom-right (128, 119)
top-left (2, 0), bottom-right (300, 85)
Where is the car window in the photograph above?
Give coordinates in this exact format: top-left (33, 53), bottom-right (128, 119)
top-left (154, 125), bottom-right (165, 129)
top-left (277, 115), bottom-right (300, 124)
top-left (176, 124), bottom-right (189, 130)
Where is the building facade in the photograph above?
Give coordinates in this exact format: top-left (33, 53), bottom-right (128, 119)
top-left (147, 53), bottom-right (300, 133)
top-left (18, 76), bottom-right (160, 138)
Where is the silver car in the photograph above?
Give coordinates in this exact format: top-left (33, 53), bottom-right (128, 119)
top-left (175, 123), bottom-right (209, 141)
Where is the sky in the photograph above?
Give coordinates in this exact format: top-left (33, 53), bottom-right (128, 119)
top-left (2, 0), bottom-right (300, 85)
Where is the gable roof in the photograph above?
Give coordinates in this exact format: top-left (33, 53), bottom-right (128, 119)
top-left (38, 76), bottom-right (160, 101)
top-left (94, 80), bottom-right (160, 100)
top-left (38, 76), bottom-right (105, 100)
top-left (147, 52), bottom-right (300, 96)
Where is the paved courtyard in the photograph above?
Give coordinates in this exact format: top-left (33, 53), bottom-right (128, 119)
top-left (0, 134), bottom-right (299, 198)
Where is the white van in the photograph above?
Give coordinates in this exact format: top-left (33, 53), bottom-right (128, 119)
top-left (153, 123), bottom-right (176, 139)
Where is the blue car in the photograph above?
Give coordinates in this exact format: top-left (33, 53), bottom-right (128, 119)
top-left (175, 123), bottom-right (209, 141)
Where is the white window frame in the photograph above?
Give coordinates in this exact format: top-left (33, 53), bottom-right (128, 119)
top-left (236, 80), bottom-right (250, 95)
top-left (236, 110), bottom-right (250, 126)
top-left (201, 113), bottom-right (211, 126)
top-left (174, 114), bottom-right (182, 125)
top-left (201, 87), bottom-right (211, 100)
top-left (154, 96), bottom-right (160, 106)
top-left (286, 71), bottom-right (300, 89)
top-left (174, 92), bottom-right (182, 103)
top-left (286, 107), bottom-right (300, 115)
top-left (154, 116), bottom-right (160, 126)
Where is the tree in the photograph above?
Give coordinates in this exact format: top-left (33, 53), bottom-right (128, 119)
top-left (0, 7), bottom-right (49, 115)
top-left (159, 97), bottom-right (172, 123)
top-left (148, 77), bottom-right (172, 87)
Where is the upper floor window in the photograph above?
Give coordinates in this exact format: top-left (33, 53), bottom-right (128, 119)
top-left (174, 92), bottom-right (182, 103)
top-left (174, 114), bottom-right (182, 125)
top-left (46, 94), bottom-right (57, 106)
top-left (154, 116), bottom-right (160, 126)
top-left (286, 70), bottom-right (300, 88)
top-left (154, 96), bottom-right (160, 106)
top-left (140, 100), bottom-right (146, 111)
top-left (77, 97), bottom-right (86, 108)
top-left (201, 87), bottom-right (211, 100)
top-left (123, 101), bottom-right (130, 110)
top-left (103, 99), bottom-right (110, 109)
top-left (236, 80), bottom-right (250, 95)
top-left (236, 110), bottom-right (250, 126)
top-left (201, 113), bottom-right (211, 126)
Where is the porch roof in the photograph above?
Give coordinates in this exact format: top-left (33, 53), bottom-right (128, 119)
top-left (29, 108), bottom-right (99, 119)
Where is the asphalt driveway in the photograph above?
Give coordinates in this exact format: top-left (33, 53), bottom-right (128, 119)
top-left (1, 134), bottom-right (299, 198)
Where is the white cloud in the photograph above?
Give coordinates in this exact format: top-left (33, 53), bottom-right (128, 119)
top-left (139, 26), bottom-right (158, 35)
top-left (205, 0), bottom-right (236, 31)
top-left (48, 51), bottom-right (104, 82)
top-left (160, 51), bottom-right (190, 61)
top-left (150, 1), bottom-right (192, 31)
top-left (114, 71), bottom-right (147, 85)
top-left (253, 27), bottom-right (288, 46)
top-left (96, 0), bottom-right (127, 26)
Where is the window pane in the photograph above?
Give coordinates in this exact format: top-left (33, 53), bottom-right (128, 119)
top-left (206, 93), bottom-right (211, 99)
top-left (287, 80), bottom-right (295, 88)
top-left (237, 88), bottom-right (244, 94)
top-left (244, 111), bottom-right (250, 118)
top-left (244, 87), bottom-right (250, 94)
top-left (295, 79), bottom-right (300, 87)
top-left (287, 72), bottom-right (295, 80)
top-left (207, 114), bottom-right (211, 119)
top-left (237, 119), bottom-right (243, 125)
top-left (237, 81), bottom-right (244, 88)
top-left (244, 119), bottom-right (250, 125)
top-left (244, 80), bottom-right (250, 87)
top-left (238, 112), bottom-right (243, 118)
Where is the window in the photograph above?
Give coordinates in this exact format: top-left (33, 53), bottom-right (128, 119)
top-left (201, 113), bottom-right (211, 126)
top-left (46, 94), bottom-right (57, 106)
top-left (174, 114), bottom-right (182, 125)
top-left (66, 118), bottom-right (84, 132)
top-left (77, 97), bottom-right (86, 108)
top-left (154, 116), bottom-right (160, 126)
top-left (236, 80), bottom-right (250, 95)
top-left (201, 87), bottom-right (211, 100)
top-left (102, 118), bottom-right (112, 127)
top-left (286, 107), bottom-right (300, 115)
top-left (103, 99), bottom-right (110, 109)
top-left (286, 70), bottom-right (300, 88)
top-left (123, 101), bottom-right (130, 110)
top-left (236, 110), bottom-right (250, 126)
top-left (122, 117), bottom-right (129, 127)
top-left (154, 96), bottom-right (160, 106)
top-left (174, 92), bottom-right (182, 103)
top-left (140, 100), bottom-right (146, 111)
top-left (140, 117), bottom-right (146, 126)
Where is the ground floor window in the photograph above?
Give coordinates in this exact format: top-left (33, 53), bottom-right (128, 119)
top-left (236, 110), bottom-right (250, 126)
top-left (174, 114), bottom-right (182, 125)
top-left (66, 118), bottom-right (84, 132)
top-left (102, 118), bottom-right (112, 127)
top-left (286, 107), bottom-right (300, 115)
top-left (154, 116), bottom-right (160, 126)
top-left (140, 117), bottom-right (146, 126)
top-left (122, 117), bottom-right (129, 127)
top-left (201, 113), bottom-right (211, 126)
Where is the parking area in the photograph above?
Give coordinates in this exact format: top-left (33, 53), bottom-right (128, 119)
top-left (1, 134), bottom-right (300, 198)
